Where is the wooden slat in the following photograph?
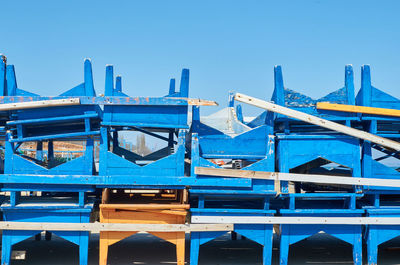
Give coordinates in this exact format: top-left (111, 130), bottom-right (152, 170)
top-left (186, 98), bottom-right (218, 106)
top-left (317, 102), bottom-right (400, 117)
top-left (99, 204), bottom-right (190, 210)
top-left (0, 98), bottom-right (80, 111)
top-left (192, 216), bottom-right (400, 225)
top-left (0, 222), bottom-right (232, 232)
top-left (234, 93), bottom-right (400, 151)
top-left (195, 167), bottom-right (400, 188)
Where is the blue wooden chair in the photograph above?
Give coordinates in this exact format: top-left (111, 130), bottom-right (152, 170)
top-left (98, 65), bottom-right (190, 188)
top-left (355, 65), bottom-right (400, 264)
top-left (3, 60), bottom-right (98, 179)
top-left (279, 193), bottom-right (364, 265)
top-left (189, 94), bottom-right (276, 265)
top-left (4, 59), bottom-right (101, 142)
top-left (0, 189), bottom-right (94, 265)
top-left (255, 66), bottom-right (364, 264)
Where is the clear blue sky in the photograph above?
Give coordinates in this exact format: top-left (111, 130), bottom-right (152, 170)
top-left (2, 0), bottom-right (400, 116)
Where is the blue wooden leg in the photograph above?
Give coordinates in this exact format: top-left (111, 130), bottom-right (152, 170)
top-left (263, 225), bottom-right (273, 265)
top-left (190, 232), bottom-right (200, 265)
top-left (367, 226), bottom-right (378, 265)
top-left (1, 230), bottom-right (13, 265)
top-left (279, 225), bottom-right (290, 265)
top-left (352, 227), bottom-right (362, 265)
top-left (79, 232), bottom-right (90, 265)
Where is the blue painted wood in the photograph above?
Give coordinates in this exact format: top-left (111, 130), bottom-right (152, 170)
top-left (102, 65), bottom-right (189, 129)
top-left (364, 207), bottom-right (400, 265)
top-left (1, 198), bottom-right (93, 265)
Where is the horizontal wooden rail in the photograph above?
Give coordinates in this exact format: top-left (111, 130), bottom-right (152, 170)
top-left (99, 204), bottom-right (190, 210)
top-left (234, 93), bottom-right (400, 151)
top-left (317, 102), bottom-right (400, 117)
top-left (192, 216), bottom-right (400, 225)
top-left (0, 222), bottom-right (232, 232)
top-left (195, 167), bottom-right (400, 188)
top-left (0, 98), bottom-right (80, 111)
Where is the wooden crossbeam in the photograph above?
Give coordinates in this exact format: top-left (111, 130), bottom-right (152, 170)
top-left (186, 98), bottom-right (218, 106)
top-left (0, 222), bottom-right (232, 232)
top-left (317, 102), bottom-right (400, 117)
top-left (192, 216), bottom-right (400, 225)
top-left (0, 98), bottom-right (80, 111)
top-left (195, 167), bottom-right (400, 188)
top-left (234, 93), bottom-right (400, 151)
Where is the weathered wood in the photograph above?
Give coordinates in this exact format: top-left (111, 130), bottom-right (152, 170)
top-left (0, 98), bottom-right (80, 111)
top-left (186, 98), bottom-right (218, 106)
top-left (317, 102), bottom-right (400, 117)
top-left (195, 167), bottom-right (400, 188)
top-left (0, 222), bottom-right (232, 232)
top-left (234, 93), bottom-right (400, 151)
top-left (99, 204), bottom-right (190, 210)
top-left (192, 216), bottom-right (400, 225)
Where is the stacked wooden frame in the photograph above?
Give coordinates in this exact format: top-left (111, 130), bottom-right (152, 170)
top-left (189, 93), bottom-right (276, 265)
top-left (0, 58), bottom-right (98, 265)
top-left (355, 65), bottom-right (400, 265)
top-left (265, 65), bottom-right (364, 265)
top-left (97, 65), bottom-right (191, 265)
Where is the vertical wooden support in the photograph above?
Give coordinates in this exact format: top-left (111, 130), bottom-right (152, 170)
top-left (84, 59), bottom-right (95, 96)
top-left (273, 65), bottom-right (285, 106)
top-left (361, 65), bottom-right (372, 107)
top-left (169, 78), bottom-right (176, 95)
top-left (99, 127), bottom-right (109, 175)
top-left (115, 76), bottom-right (122, 93)
top-left (105, 65), bottom-right (114, 97)
top-left (36, 142), bottom-right (43, 161)
top-left (0, 54), bottom-right (6, 96)
top-left (6, 65), bottom-right (17, 96)
top-left (345, 65), bottom-right (355, 105)
top-left (179, 69), bottom-right (189, 98)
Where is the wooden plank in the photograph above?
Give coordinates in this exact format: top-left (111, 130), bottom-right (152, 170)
top-left (317, 102), bottom-right (400, 117)
top-left (0, 251), bottom-right (26, 260)
top-left (0, 98), bottom-right (80, 111)
top-left (99, 204), bottom-right (190, 210)
top-left (234, 93), bottom-right (400, 151)
top-left (192, 216), bottom-right (400, 225)
top-left (195, 167), bottom-right (400, 188)
top-left (0, 222), bottom-right (232, 232)
top-left (186, 98), bottom-right (218, 106)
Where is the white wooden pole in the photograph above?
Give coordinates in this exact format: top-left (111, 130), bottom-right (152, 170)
top-left (234, 93), bottom-right (400, 151)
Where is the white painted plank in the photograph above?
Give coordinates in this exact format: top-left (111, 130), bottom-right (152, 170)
top-left (0, 222), bottom-right (232, 232)
top-left (0, 98), bottom-right (80, 111)
top-left (192, 216), bottom-right (400, 225)
top-left (234, 93), bottom-right (400, 151)
top-left (195, 167), bottom-right (400, 188)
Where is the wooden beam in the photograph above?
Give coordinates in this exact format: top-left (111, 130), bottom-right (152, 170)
top-left (186, 98), bottom-right (218, 106)
top-left (317, 102), bottom-right (400, 117)
top-left (99, 204), bottom-right (190, 210)
top-left (234, 93), bottom-right (400, 151)
top-left (195, 167), bottom-right (400, 188)
top-left (0, 98), bottom-right (80, 111)
top-left (192, 216), bottom-right (400, 225)
top-left (0, 222), bottom-right (232, 232)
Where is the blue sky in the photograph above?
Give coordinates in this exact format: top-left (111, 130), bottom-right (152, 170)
top-left (2, 0), bottom-right (400, 116)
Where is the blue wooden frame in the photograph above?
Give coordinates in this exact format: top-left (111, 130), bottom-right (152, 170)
top-left (1, 196), bottom-right (94, 265)
top-left (356, 65), bottom-right (400, 194)
top-left (189, 95), bottom-right (276, 265)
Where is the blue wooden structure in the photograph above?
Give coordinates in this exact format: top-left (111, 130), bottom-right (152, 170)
top-left (98, 65), bottom-right (189, 189)
top-left (250, 66), bottom-right (365, 264)
top-left (1, 193), bottom-right (94, 265)
top-left (354, 65), bottom-right (400, 265)
top-left (189, 93), bottom-right (276, 265)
